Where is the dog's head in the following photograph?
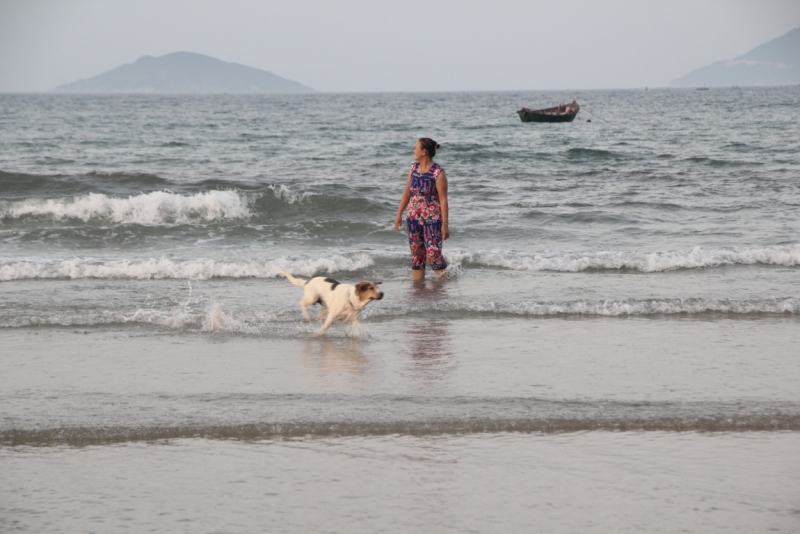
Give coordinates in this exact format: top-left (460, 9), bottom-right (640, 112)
top-left (354, 281), bottom-right (383, 304)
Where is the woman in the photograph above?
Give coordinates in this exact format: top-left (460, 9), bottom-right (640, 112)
top-left (394, 138), bottom-right (449, 280)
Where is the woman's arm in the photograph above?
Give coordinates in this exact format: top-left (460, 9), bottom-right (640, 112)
top-left (436, 170), bottom-right (449, 240)
top-left (394, 170), bottom-right (413, 232)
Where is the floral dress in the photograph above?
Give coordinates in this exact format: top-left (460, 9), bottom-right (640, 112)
top-left (406, 162), bottom-right (447, 271)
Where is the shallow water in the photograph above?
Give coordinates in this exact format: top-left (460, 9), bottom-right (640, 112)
top-left (1, 88), bottom-right (799, 531)
top-left (2, 321), bottom-right (799, 443)
top-left (1, 89), bottom-right (799, 331)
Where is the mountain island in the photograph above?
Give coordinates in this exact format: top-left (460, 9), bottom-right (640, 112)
top-left (54, 52), bottom-right (313, 94)
top-left (672, 27), bottom-right (800, 87)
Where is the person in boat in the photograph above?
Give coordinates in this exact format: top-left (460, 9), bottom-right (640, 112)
top-left (394, 138), bottom-right (449, 281)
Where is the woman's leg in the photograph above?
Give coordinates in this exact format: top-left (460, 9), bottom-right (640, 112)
top-left (424, 222), bottom-right (447, 278)
top-left (407, 219), bottom-right (426, 280)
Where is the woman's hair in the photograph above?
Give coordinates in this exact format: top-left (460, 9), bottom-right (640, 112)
top-left (418, 137), bottom-right (440, 158)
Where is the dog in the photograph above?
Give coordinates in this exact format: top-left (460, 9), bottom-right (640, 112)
top-left (277, 271), bottom-right (383, 334)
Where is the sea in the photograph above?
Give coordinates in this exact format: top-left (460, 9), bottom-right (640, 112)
top-left (1, 88), bottom-right (799, 533)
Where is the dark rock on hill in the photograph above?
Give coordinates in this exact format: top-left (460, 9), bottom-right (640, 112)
top-left (55, 52), bottom-right (313, 93)
top-left (672, 27), bottom-right (800, 87)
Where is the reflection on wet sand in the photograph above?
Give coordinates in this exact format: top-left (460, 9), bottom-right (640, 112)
top-left (405, 280), bottom-right (457, 381)
top-left (302, 338), bottom-right (369, 374)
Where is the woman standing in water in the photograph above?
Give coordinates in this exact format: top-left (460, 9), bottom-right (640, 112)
top-left (394, 138), bottom-right (449, 280)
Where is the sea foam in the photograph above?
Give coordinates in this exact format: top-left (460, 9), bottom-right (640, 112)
top-left (447, 245), bottom-right (800, 272)
top-left (2, 297), bottom-right (795, 331)
top-left (268, 184), bottom-right (314, 205)
top-left (408, 297), bottom-right (798, 317)
top-left (0, 254), bottom-right (375, 281)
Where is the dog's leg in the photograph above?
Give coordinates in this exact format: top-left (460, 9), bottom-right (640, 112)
top-left (300, 297), bottom-right (319, 322)
top-left (317, 307), bottom-right (329, 321)
top-left (300, 290), bottom-right (321, 322)
top-left (317, 313), bottom-right (336, 335)
top-left (300, 300), bottom-right (312, 321)
top-left (349, 317), bottom-right (361, 336)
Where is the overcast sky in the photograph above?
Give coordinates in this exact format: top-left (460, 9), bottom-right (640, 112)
top-left (1, 0), bottom-right (799, 92)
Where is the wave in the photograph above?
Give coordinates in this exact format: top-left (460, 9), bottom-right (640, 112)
top-left (0, 190), bottom-right (254, 225)
top-left (449, 245), bottom-right (800, 272)
top-left (2, 245), bottom-right (798, 282)
top-left (0, 254), bottom-right (374, 281)
top-left (0, 302), bottom-right (272, 332)
top-left (0, 170), bottom-right (171, 197)
top-left (4, 398), bottom-right (798, 445)
top-left (565, 147), bottom-right (625, 160)
top-left (683, 156), bottom-right (754, 167)
top-left (371, 298), bottom-right (798, 319)
top-left (2, 297), bottom-right (795, 332)
top-left (268, 184), bottom-right (315, 204)
top-left (0, 183), bottom-right (388, 227)
top-left (6, 416), bottom-right (798, 445)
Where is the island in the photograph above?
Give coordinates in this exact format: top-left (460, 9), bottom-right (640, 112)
top-left (54, 51), bottom-right (313, 94)
top-left (671, 27), bottom-right (799, 87)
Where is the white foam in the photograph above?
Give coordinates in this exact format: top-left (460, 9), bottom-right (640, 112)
top-left (345, 321), bottom-right (371, 339)
top-left (374, 297), bottom-right (798, 318)
top-left (3, 297), bottom-right (795, 332)
top-left (203, 301), bottom-right (238, 331)
top-left (0, 254), bottom-right (375, 281)
top-left (446, 245), bottom-right (800, 272)
top-left (0, 190), bottom-right (253, 224)
top-left (269, 184), bottom-right (314, 205)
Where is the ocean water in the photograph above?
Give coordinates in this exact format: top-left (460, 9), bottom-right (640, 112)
top-left (1, 89), bottom-right (799, 532)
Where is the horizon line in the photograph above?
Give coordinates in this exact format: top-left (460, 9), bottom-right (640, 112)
top-left (4, 85), bottom-right (796, 96)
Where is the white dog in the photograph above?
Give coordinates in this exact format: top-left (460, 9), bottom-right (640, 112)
top-left (277, 271), bottom-right (383, 334)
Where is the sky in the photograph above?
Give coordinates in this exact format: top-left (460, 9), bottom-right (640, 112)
top-left (1, 0), bottom-right (799, 93)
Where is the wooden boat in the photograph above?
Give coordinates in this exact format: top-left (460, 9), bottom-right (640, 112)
top-left (517, 100), bottom-right (580, 123)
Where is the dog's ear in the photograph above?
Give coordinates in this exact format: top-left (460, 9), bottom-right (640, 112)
top-left (374, 281), bottom-right (382, 286)
top-left (355, 282), bottom-right (370, 293)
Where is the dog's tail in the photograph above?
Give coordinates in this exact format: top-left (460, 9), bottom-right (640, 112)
top-left (277, 271), bottom-right (308, 287)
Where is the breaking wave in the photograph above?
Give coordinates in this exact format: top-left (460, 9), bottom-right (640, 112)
top-left (2, 245), bottom-right (797, 282)
top-left (268, 183), bottom-right (315, 204)
top-left (0, 190), bottom-right (254, 224)
top-left (0, 254), bottom-right (374, 281)
top-left (450, 245), bottom-right (800, 272)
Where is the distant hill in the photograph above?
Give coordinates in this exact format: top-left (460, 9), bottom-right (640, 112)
top-left (54, 52), bottom-right (313, 94)
top-left (671, 27), bottom-right (800, 87)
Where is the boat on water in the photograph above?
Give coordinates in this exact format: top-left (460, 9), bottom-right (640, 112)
top-left (517, 100), bottom-right (580, 123)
